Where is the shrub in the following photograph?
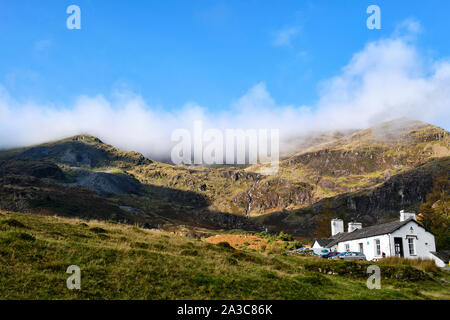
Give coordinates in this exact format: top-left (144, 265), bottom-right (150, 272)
top-left (270, 257), bottom-right (291, 271)
top-left (89, 227), bottom-right (107, 234)
top-left (151, 243), bottom-right (166, 250)
top-left (192, 275), bottom-right (223, 287)
top-left (181, 249), bottom-right (198, 256)
top-left (302, 259), bottom-right (429, 281)
top-left (97, 234), bottom-right (109, 240)
top-left (299, 274), bottom-right (332, 286)
top-left (230, 252), bottom-right (264, 264)
top-left (285, 240), bottom-right (302, 250)
top-left (266, 242), bottom-right (285, 254)
top-left (3, 231), bottom-right (36, 242)
top-left (277, 232), bottom-right (294, 242)
top-left (379, 257), bottom-right (439, 273)
top-left (181, 241), bottom-right (195, 248)
top-left (0, 218), bottom-right (27, 229)
top-left (216, 242), bottom-right (234, 251)
top-left (261, 270), bottom-right (278, 279)
top-left (225, 257), bottom-right (238, 265)
top-left (132, 242), bottom-right (150, 249)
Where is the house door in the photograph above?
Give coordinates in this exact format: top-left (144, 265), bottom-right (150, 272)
top-left (358, 243), bottom-right (364, 253)
top-left (394, 237), bottom-right (404, 257)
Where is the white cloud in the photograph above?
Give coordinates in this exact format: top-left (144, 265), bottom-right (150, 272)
top-left (272, 27), bottom-right (300, 47)
top-left (314, 36), bottom-right (450, 131)
top-left (198, 3), bottom-right (230, 25)
top-left (0, 22), bottom-right (449, 160)
top-left (394, 19), bottom-right (422, 37)
top-left (34, 39), bottom-right (52, 53)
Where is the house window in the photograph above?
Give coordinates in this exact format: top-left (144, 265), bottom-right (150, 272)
top-left (345, 244), bottom-right (350, 252)
top-left (408, 237), bottom-right (416, 255)
top-left (375, 239), bottom-right (381, 256)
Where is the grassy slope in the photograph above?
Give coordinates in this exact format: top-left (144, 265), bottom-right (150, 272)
top-left (0, 211), bottom-right (449, 300)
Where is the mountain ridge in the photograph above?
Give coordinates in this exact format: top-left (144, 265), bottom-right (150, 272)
top-left (0, 119), bottom-right (448, 236)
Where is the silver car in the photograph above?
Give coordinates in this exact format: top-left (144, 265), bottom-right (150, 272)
top-left (333, 251), bottom-right (367, 261)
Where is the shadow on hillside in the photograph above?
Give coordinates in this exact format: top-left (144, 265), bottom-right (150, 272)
top-left (12, 141), bottom-right (111, 167)
top-left (0, 160), bottom-right (262, 232)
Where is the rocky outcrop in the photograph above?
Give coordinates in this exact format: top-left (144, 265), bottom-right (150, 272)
top-left (64, 169), bottom-right (144, 197)
top-left (10, 135), bottom-right (152, 168)
top-left (233, 177), bottom-right (315, 215)
top-left (0, 160), bottom-right (65, 180)
top-left (313, 156), bottom-right (449, 222)
top-left (255, 157), bottom-right (449, 236)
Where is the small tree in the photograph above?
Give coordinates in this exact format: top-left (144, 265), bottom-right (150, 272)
top-left (418, 173), bottom-right (450, 250)
top-left (277, 231), bottom-right (294, 241)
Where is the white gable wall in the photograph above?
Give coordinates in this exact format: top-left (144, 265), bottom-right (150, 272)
top-left (312, 241), bottom-right (322, 249)
top-left (329, 244), bottom-right (338, 251)
top-left (389, 221), bottom-right (436, 260)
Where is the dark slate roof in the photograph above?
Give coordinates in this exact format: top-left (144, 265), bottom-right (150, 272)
top-left (314, 239), bottom-right (333, 247)
top-left (326, 218), bottom-right (419, 247)
top-left (326, 232), bottom-right (351, 248)
top-left (430, 250), bottom-right (450, 264)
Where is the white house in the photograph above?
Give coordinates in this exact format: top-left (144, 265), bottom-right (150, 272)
top-left (313, 210), bottom-right (437, 262)
top-left (312, 239), bottom-right (333, 249)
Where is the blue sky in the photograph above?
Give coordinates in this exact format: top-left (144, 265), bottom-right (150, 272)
top-left (0, 1), bottom-right (449, 156)
top-left (1, 0), bottom-right (450, 109)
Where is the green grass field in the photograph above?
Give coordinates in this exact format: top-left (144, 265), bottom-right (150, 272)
top-left (0, 211), bottom-right (448, 300)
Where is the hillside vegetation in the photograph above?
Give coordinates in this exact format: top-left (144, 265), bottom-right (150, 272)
top-left (0, 211), bottom-right (449, 300)
top-left (0, 119), bottom-right (448, 238)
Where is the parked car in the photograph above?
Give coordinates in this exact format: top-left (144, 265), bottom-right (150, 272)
top-left (312, 248), bottom-right (330, 256)
top-left (332, 251), bottom-right (366, 261)
top-left (331, 252), bottom-right (347, 259)
top-left (320, 251), bottom-right (340, 259)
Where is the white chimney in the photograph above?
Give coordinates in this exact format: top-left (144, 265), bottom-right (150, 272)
top-left (400, 210), bottom-right (416, 222)
top-left (331, 219), bottom-right (344, 236)
top-left (348, 222), bottom-right (363, 233)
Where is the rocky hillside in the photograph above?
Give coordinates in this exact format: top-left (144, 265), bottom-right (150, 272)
top-left (0, 137), bottom-right (261, 232)
top-left (0, 119), bottom-right (448, 236)
top-left (254, 156), bottom-right (450, 236)
top-left (0, 135), bottom-right (151, 168)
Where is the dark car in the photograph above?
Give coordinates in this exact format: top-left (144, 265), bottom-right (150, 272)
top-left (320, 251), bottom-right (340, 259)
top-left (332, 251), bottom-right (367, 261)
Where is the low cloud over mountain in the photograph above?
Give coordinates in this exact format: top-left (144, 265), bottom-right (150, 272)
top-left (1, 25), bottom-right (449, 160)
